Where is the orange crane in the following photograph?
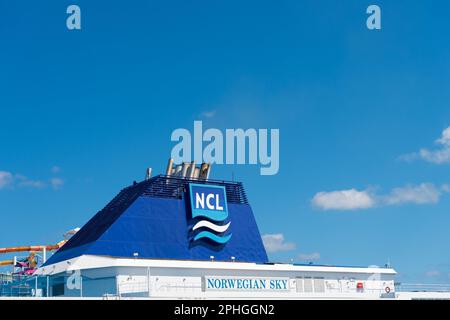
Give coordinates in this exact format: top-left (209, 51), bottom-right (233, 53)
top-left (0, 260), bottom-right (13, 266)
top-left (0, 228), bottom-right (79, 269)
top-left (0, 240), bottom-right (67, 267)
top-left (0, 241), bottom-right (66, 254)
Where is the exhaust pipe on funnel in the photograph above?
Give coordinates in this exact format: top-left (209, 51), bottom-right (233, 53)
top-left (145, 168), bottom-right (152, 180)
top-left (189, 161), bottom-right (196, 178)
top-left (166, 158), bottom-right (174, 176)
top-left (199, 163), bottom-right (211, 180)
top-left (181, 162), bottom-right (189, 178)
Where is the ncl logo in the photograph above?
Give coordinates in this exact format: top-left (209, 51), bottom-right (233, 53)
top-left (189, 184), bottom-right (232, 245)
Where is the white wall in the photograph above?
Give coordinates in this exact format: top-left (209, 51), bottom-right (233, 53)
top-left (55, 265), bottom-right (395, 298)
top-left (108, 266), bottom-right (395, 298)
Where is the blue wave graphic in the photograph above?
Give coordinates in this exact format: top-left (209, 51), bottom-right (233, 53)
top-left (193, 230), bottom-right (232, 244)
top-left (191, 209), bottom-right (228, 222)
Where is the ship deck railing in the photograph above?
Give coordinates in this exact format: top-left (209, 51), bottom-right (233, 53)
top-left (396, 283), bottom-right (450, 292)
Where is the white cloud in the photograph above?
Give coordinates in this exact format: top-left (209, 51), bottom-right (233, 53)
top-left (298, 252), bottom-right (320, 261)
top-left (0, 170), bottom-right (65, 191)
top-left (312, 189), bottom-right (375, 210)
top-left (15, 174), bottom-right (45, 189)
top-left (313, 183), bottom-right (448, 211)
top-left (262, 234), bottom-right (296, 253)
top-left (200, 110), bottom-right (216, 118)
top-left (437, 127), bottom-right (450, 146)
top-left (401, 126), bottom-right (450, 164)
top-left (418, 148), bottom-right (450, 164)
top-left (0, 171), bottom-right (13, 189)
top-left (383, 183), bottom-right (441, 205)
top-left (51, 166), bottom-right (61, 174)
top-left (50, 178), bottom-right (64, 190)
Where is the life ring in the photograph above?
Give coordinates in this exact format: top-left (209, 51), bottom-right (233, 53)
top-left (385, 286), bottom-right (391, 294)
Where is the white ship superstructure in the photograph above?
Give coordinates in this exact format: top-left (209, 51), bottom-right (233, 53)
top-left (36, 255), bottom-right (396, 299)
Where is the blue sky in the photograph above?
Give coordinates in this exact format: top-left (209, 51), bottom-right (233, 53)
top-left (1, 0), bottom-right (450, 283)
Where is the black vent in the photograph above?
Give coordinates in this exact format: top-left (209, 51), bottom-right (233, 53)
top-left (141, 175), bottom-right (248, 205)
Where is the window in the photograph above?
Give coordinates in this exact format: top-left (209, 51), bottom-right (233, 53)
top-left (304, 277), bottom-right (313, 293)
top-left (314, 278), bottom-right (325, 293)
top-left (296, 278), bottom-right (304, 293)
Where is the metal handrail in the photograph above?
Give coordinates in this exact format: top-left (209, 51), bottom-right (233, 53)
top-left (397, 283), bottom-right (450, 292)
